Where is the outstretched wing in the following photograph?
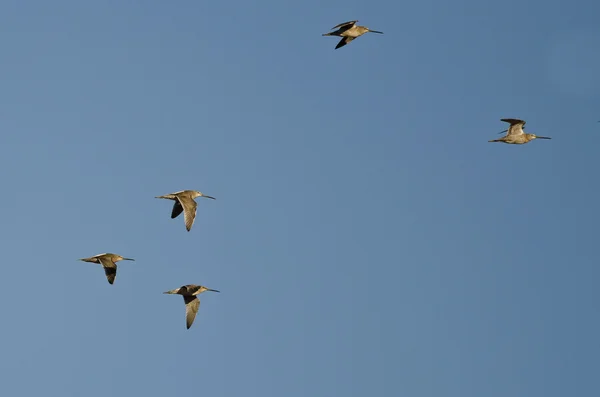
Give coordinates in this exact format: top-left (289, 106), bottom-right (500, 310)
top-left (177, 196), bottom-right (198, 232)
top-left (331, 20), bottom-right (357, 30)
top-left (98, 257), bottom-right (117, 285)
top-left (184, 296), bottom-right (200, 329)
top-left (335, 37), bottom-right (354, 49)
top-left (501, 119), bottom-right (526, 136)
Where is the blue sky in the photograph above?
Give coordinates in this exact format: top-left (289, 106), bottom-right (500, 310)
top-left (1, 1), bottom-right (599, 396)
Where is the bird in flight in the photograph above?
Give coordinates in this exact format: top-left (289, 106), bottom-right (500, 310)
top-left (322, 20), bottom-right (383, 49)
top-left (78, 253), bottom-right (135, 284)
top-left (155, 190), bottom-right (215, 232)
top-left (163, 284), bottom-right (220, 329)
top-left (488, 118), bottom-right (551, 145)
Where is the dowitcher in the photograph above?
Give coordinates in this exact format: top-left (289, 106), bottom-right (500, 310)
top-left (78, 253), bottom-right (134, 284)
top-left (163, 285), bottom-right (220, 329)
top-left (489, 118), bottom-right (551, 144)
top-left (322, 20), bottom-right (383, 49)
top-left (155, 190), bottom-right (215, 232)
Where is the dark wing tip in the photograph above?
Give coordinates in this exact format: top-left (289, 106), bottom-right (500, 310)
top-left (104, 268), bottom-right (116, 284)
top-left (171, 200), bottom-right (184, 219)
top-left (330, 20), bottom-right (357, 30)
top-left (336, 20), bottom-right (357, 26)
top-left (501, 118), bottom-right (525, 124)
top-left (335, 38), bottom-right (348, 49)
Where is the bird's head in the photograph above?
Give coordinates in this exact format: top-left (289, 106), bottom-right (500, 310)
top-left (115, 255), bottom-right (135, 262)
top-left (199, 286), bottom-right (220, 294)
top-left (527, 133), bottom-right (551, 141)
top-left (191, 191), bottom-right (216, 200)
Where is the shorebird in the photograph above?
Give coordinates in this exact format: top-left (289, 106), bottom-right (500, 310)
top-left (489, 119), bottom-right (551, 144)
top-left (155, 190), bottom-right (215, 232)
top-left (322, 20), bottom-right (383, 49)
top-left (78, 253), bottom-right (134, 284)
top-left (163, 285), bottom-right (220, 329)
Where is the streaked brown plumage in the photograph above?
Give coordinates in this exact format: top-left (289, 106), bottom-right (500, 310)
top-left (78, 253), bottom-right (135, 284)
top-left (489, 118), bottom-right (552, 144)
top-left (163, 284), bottom-right (220, 329)
top-left (322, 20), bottom-right (383, 49)
top-left (155, 190), bottom-right (215, 232)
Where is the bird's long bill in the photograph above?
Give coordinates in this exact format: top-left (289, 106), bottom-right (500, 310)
top-left (497, 129), bottom-right (508, 134)
top-left (163, 289), bottom-right (178, 294)
top-left (202, 195), bottom-right (216, 200)
top-left (369, 29), bottom-right (384, 34)
top-left (123, 258), bottom-right (135, 261)
top-left (536, 136), bottom-right (552, 139)
top-left (207, 288), bottom-right (220, 293)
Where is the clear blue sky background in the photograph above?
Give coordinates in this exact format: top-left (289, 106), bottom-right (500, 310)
top-left (1, 1), bottom-right (599, 396)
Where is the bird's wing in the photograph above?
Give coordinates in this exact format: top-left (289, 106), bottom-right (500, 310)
top-left (97, 257), bottom-right (117, 285)
top-left (335, 37), bottom-right (354, 49)
top-left (171, 200), bottom-right (184, 219)
top-left (501, 119), bottom-right (526, 136)
top-left (331, 20), bottom-right (357, 30)
top-left (177, 196), bottom-right (198, 232)
top-left (184, 296), bottom-right (200, 329)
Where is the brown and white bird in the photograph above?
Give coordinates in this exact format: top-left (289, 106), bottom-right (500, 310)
top-left (163, 284), bottom-right (220, 329)
top-left (155, 190), bottom-right (215, 232)
top-left (78, 253), bottom-right (135, 284)
top-left (322, 20), bottom-right (383, 49)
top-left (489, 118), bottom-right (551, 144)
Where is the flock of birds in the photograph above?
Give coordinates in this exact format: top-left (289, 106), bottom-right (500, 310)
top-left (78, 190), bottom-right (218, 329)
top-left (77, 19), bottom-right (565, 331)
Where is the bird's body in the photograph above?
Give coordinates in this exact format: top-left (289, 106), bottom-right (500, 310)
top-left (163, 284), bottom-right (220, 329)
top-left (322, 20), bottom-right (383, 49)
top-left (78, 253), bottom-right (135, 284)
top-left (155, 190), bottom-right (215, 232)
top-left (489, 118), bottom-right (551, 144)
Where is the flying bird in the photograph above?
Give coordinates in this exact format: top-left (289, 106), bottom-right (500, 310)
top-left (489, 119), bottom-right (551, 144)
top-left (78, 253), bottom-right (135, 284)
top-left (322, 20), bottom-right (383, 49)
top-left (155, 190), bottom-right (215, 232)
top-left (163, 285), bottom-right (220, 329)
